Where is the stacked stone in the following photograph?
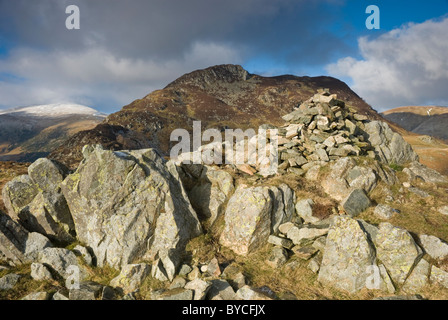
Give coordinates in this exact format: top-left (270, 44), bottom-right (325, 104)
top-left (277, 89), bottom-right (374, 175)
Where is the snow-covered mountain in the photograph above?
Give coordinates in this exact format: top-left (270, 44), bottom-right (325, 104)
top-left (0, 103), bottom-right (106, 162)
top-left (0, 103), bottom-right (106, 117)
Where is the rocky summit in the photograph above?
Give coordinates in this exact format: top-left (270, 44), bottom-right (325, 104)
top-left (48, 64), bottom-right (385, 169)
top-left (1, 87), bottom-right (448, 300)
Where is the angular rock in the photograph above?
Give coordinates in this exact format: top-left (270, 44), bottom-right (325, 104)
top-left (374, 223), bottom-right (423, 285)
top-left (38, 247), bottom-right (81, 280)
top-left (315, 148), bottom-right (329, 162)
top-left (182, 165), bottom-right (234, 226)
top-left (52, 291), bottom-right (69, 300)
top-left (430, 265), bottom-right (448, 288)
top-left (2, 175), bottom-right (38, 220)
top-left (0, 212), bottom-right (30, 265)
top-left (304, 165), bottom-right (321, 181)
top-left (374, 204), bottom-right (396, 220)
top-left (292, 246), bottom-right (318, 260)
top-left (285, 124), bottom-right (303, 139)
top-left (21, 292), bottom-right (51, 300)
top-left (221, 263), bottom-right (243, 280)
top-left (278, 222), bottom-right (296, 235)
top-left (0, 273), bottom-right (21, 290)
top-left (377, 264), bottom-right (396, 294)
top-left (344, 119), bottom-right (358, 135)
top-left (220, 186), bottom-right (273, 255)
top-left (31, 263), bottom-right (54, 281)
top-left (419, 235), bottom-right (448, 260)
top-left (407, 161), bottom-right (448, 184)
top-left (267, 235), bottom-right (294, 249)
top-left (110, 263), bottom-right (150, 294)
top-left (342, 189), bottom-right (371, 217)
top-left (24, 232), bottom-right (53, 261)
top-left (28, 158), bottom-right (67, 192)
top-left (73, 245), bottom-right (93, 266)
top-left (204, 257), bottom-right (221, 278)
top-left (266, 246), bottom-right (288, 268)
top-left (151, 253), bottom-right (177, 282)
top-left (230, 272), bottom-right (247, 290)
top-left (372, 162), bottom-right (399, 186)
top-left (61, 146), bottom-right (202, 268)
top-left (236, 285), bottom-right (273, 300)
top-left (287, 225), bottom-right (329, 245)
top-left (178, 264), bottom-right (193, 277)
top-left (402, 259), bottom-right (430, 294)
top-left (312, 236), bottom-right (327, 253)
top-left (321, 158), bottom-right (356, 201)
top-left (207, 279), bottom-right (237, 300)
top-left (295, 199), bottom-right (319, 224)
top-left (69, 281), bottom-right (103, 300)
top-left (363, 121), bottom-right (419, 165)
top-left (308, 257), bottom-right (320, 273)
top-left (346, 166), bottom-right (377, 193)
top-left (270, 184), bottom-right (295, 235)
top-left (184, 278), bottom-right (212, 300)
top-left (156, 288), bottom-right (193, 300)
top-left (318, 216), bottom-right (376, 293)
top-left (408, 187), bottom-right (430, 198)
top-left (122, 292), bottom-right (137, 300)
top-left (187, 266), bottom-right (200, 281)
top-left (18, 192), bottom-right (74, 244)
top-left (169, 276), bottom-right (187, 290)
top-left (357, 220), bottom-right (379, 243)
top-left (0, 209), bottom-right (53, 266)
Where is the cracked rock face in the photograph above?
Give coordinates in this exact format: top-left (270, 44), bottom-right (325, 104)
top-left (363, 121), bottom-right (419, 165)
top-left (317, 216), bottom-right (376, 294)
top-left (374, 223), bottom-right (423, 285)
top-left (220, 184), bottom-right (295, 256)
top-left (61, 145), bottom-right (202, 269)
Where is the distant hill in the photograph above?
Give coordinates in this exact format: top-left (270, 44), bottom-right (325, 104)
top-left (382, 106), bottom-right (448, 142)
top-left (0, 104), bottom-right (106, 162)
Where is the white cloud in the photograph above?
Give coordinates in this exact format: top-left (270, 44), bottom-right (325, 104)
top-left (0, 41), bottom-right (242, 112)
top-left (327, 17), bottom-right (448, 111)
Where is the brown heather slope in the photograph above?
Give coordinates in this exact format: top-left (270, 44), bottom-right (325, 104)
top-left (402, 134), bottom-right (448, 176)
top-left (50, 64), bottom-right (383, 169)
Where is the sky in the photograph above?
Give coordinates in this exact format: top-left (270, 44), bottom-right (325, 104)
top-left (0, 0), bottom-right (447, 114)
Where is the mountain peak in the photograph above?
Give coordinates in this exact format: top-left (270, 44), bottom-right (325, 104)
top-left (165, 64), bottom-right (250, 88)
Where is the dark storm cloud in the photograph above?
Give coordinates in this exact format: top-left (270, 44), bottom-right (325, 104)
top-left (0, 0), bottom-right (352, 112)
top-left (0, 0), bottom-right (348, 63)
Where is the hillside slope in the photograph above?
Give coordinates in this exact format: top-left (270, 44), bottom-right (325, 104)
top-left (0, 104), bottom-right (106, 162)
top-left (382, 106), bottom-right (448, 142)
top-left (50, 64), bottom-right (383, 168)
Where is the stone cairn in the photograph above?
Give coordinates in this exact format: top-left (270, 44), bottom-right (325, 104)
top-left (275, 88), bottom-right (374, 176)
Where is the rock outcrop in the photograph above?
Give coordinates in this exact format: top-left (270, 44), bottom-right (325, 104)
top-left (179, 164), bottom-right (235, 227)
top-left (363, 121), bottom-right (419, 165)
top-left (61, 145), bottom-right (202, 269)
top-left (2, 158), bottom-right (75, 244)
top-left (1, 89), bottom-right (447, 301)
top-left (374, 223), bottom-right (423, 285)
top-left (219, 184), bottom-right (295, 255)
top-left (317, 216), bottom-right (376, 293)
top-left (0, 211), bottom-right (52, 266)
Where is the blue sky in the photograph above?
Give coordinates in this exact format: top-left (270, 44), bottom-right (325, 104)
top-left (0, 0), bottom-right (447, 113)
